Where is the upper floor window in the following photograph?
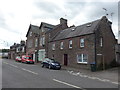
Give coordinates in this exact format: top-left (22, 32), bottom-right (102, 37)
top-left (35, 38), bottom-right (38, 47)
top-left (60, 42), bottom-right (63, 49)
top-left (40, 37), bottom-right (42, 46)
top-left (49, 33), bottom-right (51, 40)
top-left (41, 27), bottom-right (44, 32)
top-left (100, 38), bottom-right (103, 47)
top-left (16, 48), bottom-right (19, 52)
top-left (30, 32), bottom-right (32, 36)
top-left (77, 54), bottom-right (87, 64)
top-left (22, 47), bottom-right (25, 52)
top-left (69, 40), bottom-right (72, 48)
top-left (52, 43), bottom-right (55, 50)
top-left (80, 38), bottom-right (84, 47)
top-left (42, 35), bottom-right (45, 45)
top-left (40, 35), bottom-right (45, 46)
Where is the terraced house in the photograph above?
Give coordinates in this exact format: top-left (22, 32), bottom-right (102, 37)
top-left (26, 23), bottom-right (55, 62)
top-left (26, 24), bottom-right (40, 62)
top-left (47, 16), bottom-right (116, 70)
top-left (38, 22), bottom-right (55, 62)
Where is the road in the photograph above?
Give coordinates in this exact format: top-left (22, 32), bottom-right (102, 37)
top-left (1, 59), bottom-right (119, 89)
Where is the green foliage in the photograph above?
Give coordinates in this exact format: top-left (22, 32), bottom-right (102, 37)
top-left (1, 49), bottom-right (9, 52)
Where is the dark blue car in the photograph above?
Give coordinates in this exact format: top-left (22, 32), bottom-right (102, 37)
top-left (41, 58), bottom-right (61, 70)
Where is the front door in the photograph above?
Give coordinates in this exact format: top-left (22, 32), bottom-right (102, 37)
top-left (64, 54), bottom-right (68, 66)
top-left (35, 52), bottom-right (38, 63)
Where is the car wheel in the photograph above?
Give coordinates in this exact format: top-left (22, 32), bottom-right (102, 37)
top-left (49, 65), bottom-right (51, 69)
top-left (41, 64), bottom-right (44, 68)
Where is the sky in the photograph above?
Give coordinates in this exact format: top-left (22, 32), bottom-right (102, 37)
top-left (0, 0), bottom-right (119, 49)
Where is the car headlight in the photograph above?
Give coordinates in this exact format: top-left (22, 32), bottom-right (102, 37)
top-left (51, 63), bottom-right (55, 65)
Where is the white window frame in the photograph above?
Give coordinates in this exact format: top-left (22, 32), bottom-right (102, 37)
top-left (35, 38), bottom-right (38, 47)
top-left (40, 37), bottom-right (42, 46)
top-left (22, 47), bottom-right (24, 52)
top-left (77, 54), bottom-right (87, 64)
top-left (60, 42), bottom-right (63, 49)
top-left (16, 48), bottom-right (19, 52)
top-left (42, 35), bottom-right (45, 45)
top-left (52, 43), bottom-right (55, 50)
top-left (80, 38), bottom-right (84, 47)
top-left (30, 32), bottom-right (32, 36)
top-left (41, 27), bottom-right (44, 32)
top-left (69, 40), bottom-right (72, 48)
top-left (100, 38), bottom-right (103, 47)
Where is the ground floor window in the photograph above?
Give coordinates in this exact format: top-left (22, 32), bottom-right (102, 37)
top-left (77, 54), bottom-right (88, 64)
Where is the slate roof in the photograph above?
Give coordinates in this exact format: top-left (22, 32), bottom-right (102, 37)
top-left (40, 22), bottom-right (55, 30)
top-left (51, 19), bottom-right (101, 41)
top-left (26, 24), bottom-right (40, 37)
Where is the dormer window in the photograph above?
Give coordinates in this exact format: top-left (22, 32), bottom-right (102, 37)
top-left (71, 27), bottom-right (76, 31)
top-left (30, 32), bottom-right (32, 36)
top-left (86, 23), bottom-right (92, 27)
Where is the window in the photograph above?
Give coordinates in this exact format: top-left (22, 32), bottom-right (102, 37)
top-left (77, 54), bottom-right (87, 63)
top-left (80, 38), bottom-right (84, 47)
top-left (16, 48), bottom-right (19, 52)
top-left (41, 27), bottom-right (44, 32)
top-left (40, 37), bottom-right (42, 46)
top-left (30, 32), bottom-right (32, 36)
top-left (35, 38), bottom-right (38, 47)
top-left (52, 43), bottom-right (55, 50)
top-left (100, 38), bottom-right (103, 47)
top-left (69, 40), bottom-right (72, 48)
top-left (40, 35), bottom-right (45, 46)
top-left (42, 35), bottom-right (45, 45)
top-left (60, 42), bottom-right (63, 49)
top-left (22, 47), bottom-right (24, 52)
top-left (49, 33), bottom-right (51, 40)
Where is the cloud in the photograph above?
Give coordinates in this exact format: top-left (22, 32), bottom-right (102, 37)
top-left (0, 0), bottom-right (119, 48)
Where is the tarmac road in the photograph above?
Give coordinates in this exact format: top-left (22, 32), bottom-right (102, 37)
top-left (1, 59), bottom-right (119, 89)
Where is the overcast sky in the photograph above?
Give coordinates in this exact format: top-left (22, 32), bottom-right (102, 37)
top-left (0, 0), bottom-right (119, 49)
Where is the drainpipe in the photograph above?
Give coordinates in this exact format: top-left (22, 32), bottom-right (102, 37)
top-left (94, 32), bottom-right (97, 70)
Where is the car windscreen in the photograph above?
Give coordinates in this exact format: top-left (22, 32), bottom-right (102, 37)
top-left (26, 57), bottom-right (32, 59)
top-left (52, 61), bottom-right (59, 64)
top-left (16, 57), bottom-right (21, 59)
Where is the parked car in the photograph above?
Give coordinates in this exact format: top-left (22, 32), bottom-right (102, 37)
top-left (21, 55), bottom-right (34, 64)
top-left (15, 56), bottom-right (22, 62)
top-left (41, 58), bottom-right (61, 70)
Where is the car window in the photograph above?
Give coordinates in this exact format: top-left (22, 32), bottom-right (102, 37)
top-left (26, 57), bottom-right (32, 59)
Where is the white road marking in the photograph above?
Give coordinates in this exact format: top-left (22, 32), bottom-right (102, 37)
top-left (53, 79), bottom-right (86, 90)
top-left (9, 64), bottom-right (18, 68)
top-left (3, 62), bottom-right (8, 64)
top-left (68, 71), bottom-right (118, 85)
top-left (21, 68), bottom-right (38, 75)
top-left (3, 62), bottom-right (18, 68)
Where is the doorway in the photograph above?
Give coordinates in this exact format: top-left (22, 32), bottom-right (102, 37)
top-left (64, 54), bottom-right (68, 66)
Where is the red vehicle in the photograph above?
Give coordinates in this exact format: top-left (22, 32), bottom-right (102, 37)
top-left (21, 55), bottom-right (34, 64)
top-left (15, 56), bottom-right (22, 62)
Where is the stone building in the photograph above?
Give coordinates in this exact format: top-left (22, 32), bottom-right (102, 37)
top-left (47, 16), bottom-right (116, 70)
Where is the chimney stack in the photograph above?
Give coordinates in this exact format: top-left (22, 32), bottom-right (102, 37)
top-left (60, 18), bottom-right (67, 25)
